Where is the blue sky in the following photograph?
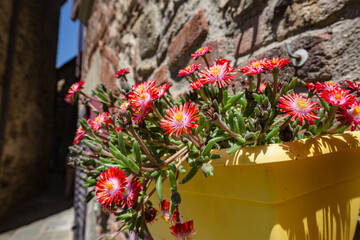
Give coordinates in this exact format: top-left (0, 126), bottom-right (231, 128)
top-left (56, 0), bottom-right (79, 68)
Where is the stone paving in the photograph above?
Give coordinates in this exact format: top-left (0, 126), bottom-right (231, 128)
top-left (0, 208), bottom-right (74, 240)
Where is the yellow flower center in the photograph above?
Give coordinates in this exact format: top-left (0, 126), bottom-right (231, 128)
top-left (185, 66), bottom-right (192, 71)
top-left (326, 81), bottom-right (335, 85)
top-left (174, 113), bottom-right (183, 122)
top-left (252, 61), bottom-right (261, 68)
top-left (354, 107), bottom-right (360, 115)
top-left (197, 47), bottom-right (204, 52)
top-left (210, 66), bottom-right (221, 76)
top-left (95, 116), bottom-right (101, 123)
top-left (140, 93), bottom-right (146, 100)
top-left (295, 98), bottom-right (308, 109)
top-left (335, 93), bottom-right (342, 100)
top-left (106, 182), bottom-right (113, 191)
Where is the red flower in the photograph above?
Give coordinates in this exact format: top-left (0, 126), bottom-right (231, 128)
top-left (337, 102), bottom-right (360, 130)
top-left (129, 80), bottom-right (158, 110)
top-left (178, 63), bottom-right (201, 77)
top-left (119, 101), bottom-right (130, 112)
top-left (170, 221), bottom-right (196, 240)
top-left (262, 58), bottom-right (290, 71)
top-left (115, 126), bottom-right (122, 132)
top-left (342, 80), bottom-right (360, 92)
top-left (277, 93), bottom-right (320, 126)
top-left (191, 45), bottom-right (212, 59)
top-left (258, 82), bottom-right (267, 93)
top-left (216, 58), bottom-right (231, 65)
top-left (198, 62), bottom-right (236, 88)
top-left (144, 206), bottom-right (158, 223)
top-left (160, 200), bottom-right (179, 223)
top-left (189, 79), bottom-right (207, 90)
top-left (119, 178), bottom-right (142, 208)
top-left (114, 68), bottom-right (130, 78)
top-left (132, 106), bottom-right (152, 123)
top-left (65, 80), bottom-right (85, 103)
top-left (156, 82), bottom-right (172, 98)
top-left (91, 112), bottom-right (113, 132)
top-left (318, 88), bottom-right (356, 107)
top-left (311, 81), bottom-right (341, 93)
top-left (240, 59), bottom-right (267, 76)
top-left (161, 102), bottom-right (200, 136)
top-left (95, 167), bottom-right (127, 207)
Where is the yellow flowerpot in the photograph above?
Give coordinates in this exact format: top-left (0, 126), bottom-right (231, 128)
top-left (148, 131), bottom-right (360, 240)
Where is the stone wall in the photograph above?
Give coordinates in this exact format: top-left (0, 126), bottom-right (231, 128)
top-left (0, 0), bottom-right (60, 218)
top-left (81, 0), bottom-right (360, 97)
top-left (79, 0), bottom-right (360, 238)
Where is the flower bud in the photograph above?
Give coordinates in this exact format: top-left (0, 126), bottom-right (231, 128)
top-left (202, 162), bottom-right (214, 177)
top-left (171, 192), bottom-right (181, 206)
top-left (263, 97), bottom-right (269, 107)
top-left (254, 107), bottom-right (260, 116)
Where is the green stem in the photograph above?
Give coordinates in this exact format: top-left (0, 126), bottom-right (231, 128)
top-left (202, 55), bottom-right (210, 68)
top-left (128, 126), bottom-right (159, 166)
top-left (256, 73), bottom-right (261, 93)
top-left (321, 106), bottom-right (339, 132)
top-left (271, 70), bottom-right (279, 102)
top-left (248, 76), bottom-right (254, 93)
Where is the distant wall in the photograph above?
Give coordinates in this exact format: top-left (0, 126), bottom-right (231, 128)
top-left (0, 0), bottom-right (60, 218)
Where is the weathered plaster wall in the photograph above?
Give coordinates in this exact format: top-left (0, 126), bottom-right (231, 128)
top-left (0, 0), bottom-right (61, 218)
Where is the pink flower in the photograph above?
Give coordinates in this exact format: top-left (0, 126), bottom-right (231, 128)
top-left (318, 88), bottom-right (356, 107)
top-left (132, 106), bottom-right (152, 123)
top-left (191, 45), bottom-right (212, 59)
top-left (189, 79), bottom-right (207, 90)
top-left (337, 102), bottom-right (360, 130)
top-left (65, 80), bottom-right (85, 103)
top-left (161, 102), bottom-right (200, 136)
top-left (95, 167), bottom-right (127, 207)
top-left (240, 59), bottom-right (267, 76)
top-left (129, 80), bottom-right (158, 110)
top-left (114, 68), bottom-right (130, 78)
top-left (119, 178), bottom-right (142, 208)
top-left (156, 82), bottom-right (172, 98)
top-left (262, 58), bottom-right (290, 71)
top-left (91, 112), bottom-right (113, 132)
top-left (277, 93), bottom-right (320, 126)
top-left (198, 63), bottom-right (235, 88)
top-left (342, 80), bottom-right (360, 92)
top-left (216, 58), bottom-right (231, 65)
top-left (178, 63), bottom-right (201, 77)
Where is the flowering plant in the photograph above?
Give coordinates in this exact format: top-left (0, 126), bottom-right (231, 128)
top-left (68, 45), bottom-right (360, 239)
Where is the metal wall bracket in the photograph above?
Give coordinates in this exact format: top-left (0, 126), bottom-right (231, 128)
top-left (285, 42), bottom-right (308, 67)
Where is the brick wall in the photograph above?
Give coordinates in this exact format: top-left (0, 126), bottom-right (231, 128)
top-left (80, 0), bottom-right (360, 238)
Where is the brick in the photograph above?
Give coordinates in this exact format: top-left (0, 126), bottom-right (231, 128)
top-left (168, 8), bottom-right (209, 72)
top-left (151, 64), bottom-right (169, 85)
